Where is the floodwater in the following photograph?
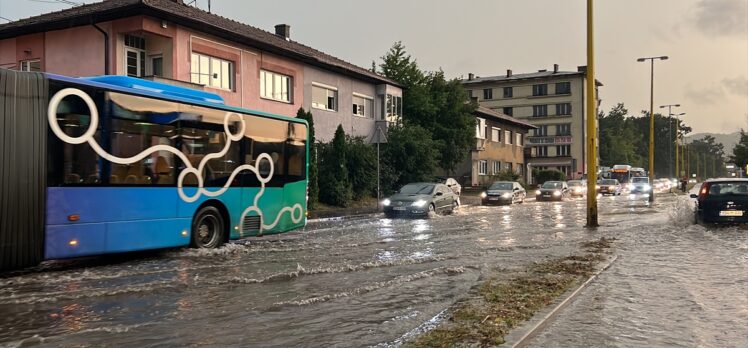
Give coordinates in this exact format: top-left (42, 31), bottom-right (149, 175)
top-left (528, 193), bottom-right (748, 348)
top-left (1, 192), bottom-right (744, 347)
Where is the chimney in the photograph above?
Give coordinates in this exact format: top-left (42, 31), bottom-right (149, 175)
top-left (275, 24), bottom-right (291, 39)
top-left (506, 69), bottom-right (512, 77)
top-left (577, 65), bottom-right (587, 73)
top-left (468, 73), bottom-right (475, 80)
top-left (553, 64), bottom-right (559, 73)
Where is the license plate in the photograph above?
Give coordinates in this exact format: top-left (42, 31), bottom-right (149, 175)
top-left (543, 194), bottom-right (550, 196)
top-left (489, 197), bottom-right (499, 200)
top-left (719, 210), bottom-right (743, 217)
top-left (393, 207), bottom-right (407, 211)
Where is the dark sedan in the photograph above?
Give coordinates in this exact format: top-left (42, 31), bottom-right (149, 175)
top-left (481, 181), bottom-right (526, 205)
top-left (535, 181), bottom-right (569, 201)
top-left (692, 179), bottom-right (748, 224)
top-left (383, 183), bottom-right (458, 218)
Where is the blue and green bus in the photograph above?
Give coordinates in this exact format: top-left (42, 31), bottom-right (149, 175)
top-left (0, 69), bottom-right (308, 271)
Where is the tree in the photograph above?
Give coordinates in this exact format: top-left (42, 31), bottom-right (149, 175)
top-left (296, 108), bottom-right (318, 208)
top-left (318, 125), bottom-right (352, 206)
top-left (381, 124), bottom-right (441, 192)
top-left (379, 42), bottom-right (476, 174)
top-left (688, 135), bottom-right (726, 179)
top-left (731, 129), bottom-right (748, 169)
top-left (534, 169), bottom-right (567, 184)
top-left (346, 136), bottom-right (377, 200)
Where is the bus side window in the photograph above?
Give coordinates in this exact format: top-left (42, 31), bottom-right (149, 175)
top-left (110, 118), bottom-right (175, 185)
top-left (52, 91), bottom-right (101, 185)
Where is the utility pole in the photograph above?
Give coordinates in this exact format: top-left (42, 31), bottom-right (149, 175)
top-left (585, 0), bottom-right (598, 227)
top-left (637, 55), bottom-right (668, 202)
top-left (659, 104), bottom-right (681, 177)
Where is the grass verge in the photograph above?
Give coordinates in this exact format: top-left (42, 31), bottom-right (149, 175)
top-left (407, 237), bottom-right (615, 347)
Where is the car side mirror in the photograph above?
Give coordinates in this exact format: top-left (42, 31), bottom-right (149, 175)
top-left (435, 192), bottom-right (443, 196)
top-left (513, 187), bottom-right (519, 191)
top-left (690, 194), bottom-right (698, 199)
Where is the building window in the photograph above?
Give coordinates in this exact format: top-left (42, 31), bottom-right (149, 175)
top-left (556, 124), bottom-right (571, 135)
top-left (532, 84), bottom-right (548, 96)
top-left (476, 117), bottom-right (487, 139)
top-left (517, 165), bottom-right (524, 175)
top-left (534, 125), bottom-right (548, 136)
top-left (556, 145), bottom-right (571, 156)
top-left (505, 130), bottom-right (512, 145)
top-left (503, 107), bottom-right (513, 116)
top-left (493, 161), bottom-right (501, 174)
top-left (556, 82), bottom-right (571, 94)
top-left (467, 90), bottom-right (473, 99)
top-left (516, 133), bottom-right (523, 146)
top-left (124, 34), bottom-right (146, 77)
top-left (20, 59), bottom-right (41, 72)
top-left (483, 88), bottom-right (493, 100)
top-left (385, 94), bottom-right (403, 120)
top-left (503, 87), bottom-right (513, 98)
top-left (352, 94), bottom-right (373, 118)
top-left (556, 103), bottom-right (572, 116)
top-left (536, 146), bottom-right (548, 157)
top-left (491, 127), bottom-right (501, 142)
top-left (533, 105), bottom-right (548, 117)
top-left (505, 162), bottom-right (513, 172)
top-left (312, 84), bottom-right (338, 111)
top-left (259, 70), bottom-right (291, 102)
top-left (151, 55), bottom-right (163, 77)
top-left (479, 160), bottom-right (488, 175)
top-left (191, 53), bottom-right (234, 90)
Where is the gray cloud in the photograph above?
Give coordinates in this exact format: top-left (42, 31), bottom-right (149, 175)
top-left (693, 0), bottom-right (748, 38)
top-left (684, 84), bottom-right (725, 105)
top-left (723, 76), bottom-right (748, 96)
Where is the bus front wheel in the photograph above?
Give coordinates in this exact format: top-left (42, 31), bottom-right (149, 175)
top-left (191, 206), bottom-right (225, 249)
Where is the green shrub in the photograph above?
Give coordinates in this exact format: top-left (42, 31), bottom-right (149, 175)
top-left (346, 136), bottom-right (377, 200)
top-left (296, 108), bottom-right (318, 209)
top-left (318, 126), bottom-right (352, 207)
top-left (534, 169), bottom-right (567, 184)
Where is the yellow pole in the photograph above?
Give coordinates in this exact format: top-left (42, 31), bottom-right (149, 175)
top-left (648, 59), bottom-right (655, 202)
top-left (586, 0), bottom-right (598, 227)
top-left (675, 120), bottom-right (679, 178)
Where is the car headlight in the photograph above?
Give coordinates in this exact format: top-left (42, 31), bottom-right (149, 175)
top-left (574, 187), bottom-right (582, 192)
top-left (480, 192), bottom-right (487, 198)
top-left (596, 185), bottom-right (600, 189)
top-left (411, 199), bottom-right (428, 207)
top-left (608, 186), bottom-right (615, 190)
top-left (535, 190), bottom-right (541, 195)
top-left (553, 190), bottom-right (561, 196)
top-left (382, 199), bottom-right (391, 206)
top-left (502, 193), bottom-right (512, 198)
top-left (642, 184), bottom-right (651, 191)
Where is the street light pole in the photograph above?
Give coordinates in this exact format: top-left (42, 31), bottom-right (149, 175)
top-left (637, 55), bottom-right (668, 202)
top-left (673, 112), bottom-right (685, 179)
top-left (659, 104), bottom-right (680, 178)
top-left (585, 0), bottom-right (598, 227)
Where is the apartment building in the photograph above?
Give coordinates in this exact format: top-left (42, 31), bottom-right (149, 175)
top-left (0, 0), bottom-right (401, 143)
top-left (454, 106), bottom-right (536, 186)
top-left (462, 65), bottom-right (601, 181)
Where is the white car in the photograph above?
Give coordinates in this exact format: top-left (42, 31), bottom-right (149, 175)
top-left (440, 177), bottom-right (462, 196)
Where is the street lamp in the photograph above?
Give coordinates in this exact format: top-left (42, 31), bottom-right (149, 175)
top-left (659, 103), bottom-right (681, 177)
top-left (637, 55), bottom-right (669, 202)
top-left (672, 112), bottom-right (685, 180)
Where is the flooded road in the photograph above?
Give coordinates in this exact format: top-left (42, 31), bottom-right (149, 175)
top-left (528, 194), bottom-right (748, 348)
top-left (1, 193), bottom-right (744, 347)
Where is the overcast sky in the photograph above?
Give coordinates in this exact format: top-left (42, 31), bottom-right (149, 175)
top-left (2, 0), bottom-right (746, 134)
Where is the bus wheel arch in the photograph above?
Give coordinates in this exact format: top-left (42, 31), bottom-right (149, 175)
top-left (190, 200), bottom-right (230, 248)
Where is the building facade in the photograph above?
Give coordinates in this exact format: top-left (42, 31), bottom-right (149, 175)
top-left (454, 106), bottom-right (536, 187)
top-left (0, 0), bottom-right (401, 143)
top-left (462, 65), bottom-right (601, 181)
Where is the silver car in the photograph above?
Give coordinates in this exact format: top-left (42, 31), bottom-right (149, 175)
top-left (383, 183), bottom-right (459, 218)
top-left (481, 181), bottom-right (526, 205)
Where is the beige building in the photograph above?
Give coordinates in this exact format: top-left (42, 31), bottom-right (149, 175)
top-left (462, 65), bottom-right (601, 182)
top-left (453, 106), bottom-right (536, 187)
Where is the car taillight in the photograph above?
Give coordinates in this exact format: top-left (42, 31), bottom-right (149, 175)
top-left (698, 182), bottom-right (709, 200)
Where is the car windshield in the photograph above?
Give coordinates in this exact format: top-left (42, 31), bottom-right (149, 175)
top-left (708, 182), bottom-right (748, 196)
top-left (489, 182), bottom-right (513, 190)
top-left (399, 183), bottom-right (434, 194)
top-left (568, 181), bottom-right (583, 187)
top-left (632, 177), bottom-right (649, 184)
top-left (542, 182), bottom-right (563, 189)
top-left (601, 179), bottom-right (617, 185)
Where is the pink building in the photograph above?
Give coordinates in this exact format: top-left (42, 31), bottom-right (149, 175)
top-left (0, 0), bottom-right (401, 142)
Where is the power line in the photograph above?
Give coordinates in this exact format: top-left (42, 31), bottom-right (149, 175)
top-left (0, 15), bottom-right (13, 22)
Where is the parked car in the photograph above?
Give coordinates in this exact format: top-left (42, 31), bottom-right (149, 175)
top-left (383, 182), bottom-right (458, 218)
top-left (535, 181), bottom-right (569, 201)
top-left (481, 181), bottom-right (526, 205)
top-left (630, 176), bottom-right (652, 194)
top-left (437, 177), bottom-right (462, 196)
top-left (691, 179), bottom-right (748, 223)
top-left (597, 179), bottom-right (622, 195)
top-left (567, 180), bottom-right (587, 197)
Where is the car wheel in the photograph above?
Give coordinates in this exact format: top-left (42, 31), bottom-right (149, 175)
top-left (451, 200), bottom-right (458, 213)
top-left (191, 206), bottom-right (225, 249)
top-left (428, 203), bottom-right (436, 215)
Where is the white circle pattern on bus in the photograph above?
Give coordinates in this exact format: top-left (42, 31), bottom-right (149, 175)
top-left (47, 88), bottom-right (303, 234)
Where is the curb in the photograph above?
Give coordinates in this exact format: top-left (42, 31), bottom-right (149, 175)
top-left (502, 254), bottom-right (619, 348)
top-left (306, 212), bottom-right (380, 223)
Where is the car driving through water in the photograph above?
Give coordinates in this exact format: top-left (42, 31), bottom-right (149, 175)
top-left (535, 181), bottom-right (569, 201)
top-left (691, 178), bottom-right (748, 224)
top-left (383, 183), bottom-right (459, 218)
top-left (480, 181), bottom-right (526, 205)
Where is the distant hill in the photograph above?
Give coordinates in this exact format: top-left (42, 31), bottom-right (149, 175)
top-left (685, 131), bottom-right (741, 153)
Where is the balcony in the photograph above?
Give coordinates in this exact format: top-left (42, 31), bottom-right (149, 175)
top-left (526, 135), bottom-right (573, 145)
